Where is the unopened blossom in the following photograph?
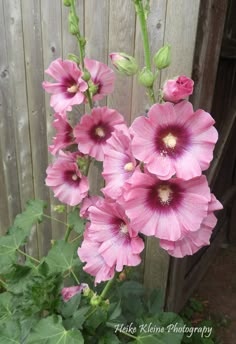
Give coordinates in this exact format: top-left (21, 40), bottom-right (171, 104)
top-left (74, 107), bottom-right (125, 161)
top-left (87, 199), bottom-right (144, 272)
top-left (49, 112), bottom-right (74, 155)
top-left (42, 58), bottom-right (88, 113)
top-left (121, 172), bottom-right (211, 241)
top-left (84, 58), bottom-right (115, 101)
top-left (163, 75), bottom-right (194, 103)
top-left (160, 194), bottom-right (223, 257)
top-left (102, 126), bottom-right (137, 199)
top-left (131, 101), bottom-right (218, 180)
top-left (46, 151), bottom-right (89, 206)
top-left (78, 235), bottom-right (115, 285)
top-left (61, 284), bottom-right (89, 302)
top-left (109, 52), bottom-right (138, 76)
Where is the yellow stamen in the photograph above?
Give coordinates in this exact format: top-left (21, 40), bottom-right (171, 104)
top-left (162, 133), bottom-right (177, 148)
top-left (120, 223), bottom-right (128, 234)
top-left (124, 162), bottom-right (134, 172)
top-left (158, 185), bottom-right (173, 205)
top-left (67, 84), bottom-right (79, 93)
top-left (95, 127), bottom-right (105, 138)
top-left (72, 174), bottom-right (78, 181)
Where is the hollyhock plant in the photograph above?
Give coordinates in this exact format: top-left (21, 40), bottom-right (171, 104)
top-left (102, 127), bottom-right (138, 199)
top-left (160, 194), bottom-right (223, 257)
top-left (45, 150), bottom-right (89, 206)
top-left (163, 75), bottom-right (194, 103)
top-left (61, 284), bottom-right (89, 302)
top-left (84, 57), bottom-right (115, 101)
top-left (131, 101), bottom-right (218, 180)
top-left (80, 195), bottom-right (103, 219)
top-left (49, 112), bottom-right (74, 155)
top-left (80, 199), bottom-right (144, 272)
top-left (121, 172), bottom-right (211, 241)
top-left (42, 58), bottom-right (88, 113)
top-left (74, 106), bottom-right (125, 161)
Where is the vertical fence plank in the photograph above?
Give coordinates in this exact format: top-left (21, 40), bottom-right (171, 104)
top-left (41, 0), bottom-right (65, 243)
top-left (108, 0), bottom-right (136, 124)
top-left (1, 0), bottom-right (33, 230)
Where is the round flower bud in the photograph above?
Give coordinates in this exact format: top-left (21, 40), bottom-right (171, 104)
top-left (63, 0), bottom-right (71, 7)
top-left (138, 67), bottom-right (154, 87)
top-left (90, 294), bottom-right (101, 306)
top-left (153, 45), bottom-right (171, 70)
top-left (109, 52), bottom-right (138, 76)
top-left (82, 70), bottom-right (91, 82)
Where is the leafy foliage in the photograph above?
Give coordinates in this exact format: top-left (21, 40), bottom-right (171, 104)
top-left (68, 209), bottom-right (86, 234)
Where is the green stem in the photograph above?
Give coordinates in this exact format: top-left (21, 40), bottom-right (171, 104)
top-left (86, 90), bottom-right (93, 110)
top-left (17, 249), bottom-right (40, 264)
top-left (100, 275), bottom-right (116, 301)
top-left (64, 226), bottom-right (73, 242)
top-left (43, 214), bottom-right (69, 227)
top-left (71, 269), bottom-right (80, 284)
top-left (134, 0), bottom-right (156, 104)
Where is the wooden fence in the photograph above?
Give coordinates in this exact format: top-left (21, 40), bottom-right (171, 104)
top-left (0, 0), bottom-right (200, 290)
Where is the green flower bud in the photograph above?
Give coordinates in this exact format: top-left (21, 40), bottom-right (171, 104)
top-left (68, 53), bottom-right (80, 64)
top-left (153, 45), bottom-right (171, 70)
top-left (82, 69), bottom-right (91, 82)
top-left (90, 294), bottom-right (101, 306)
top-left (138, 67), bottom-right (154, 87)
top-left (109, 52), bottom-right (138, 76)
top-left (53, 205), bottom-right (66, 213)
top-left (88, 80), bottom-right (99, 96)
top-left (63, 0), bottom-right (71, 7)
top-left (69, 12), bottom-right (79, 35)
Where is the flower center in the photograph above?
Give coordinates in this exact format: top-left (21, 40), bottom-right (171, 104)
top-left (71, 174), bottom-right (78, 181)
top-left (157, 185), bottom-right (173, 205)
top-left (67, 84), bottom-right (79, 93)
top-left (124, 162), bottom-right (134, 172)
top-left (120, 223), bottom-right (128, 234)
top-left (95, 127), bottom-right (106, 138)
top-left (162, 133), bottom-right (177, 149)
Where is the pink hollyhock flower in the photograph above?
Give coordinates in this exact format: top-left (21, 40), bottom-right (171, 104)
top-left (80, 195), bottom-right (103, 219)
top-left (163, 75), bottom-right (194, 103)
top-left (74, 107), bottom-right (125, 161)
top-left (49, 113), bottom-right (74, 155)
top-left (102, 127), bottom-right (138, 199)
top-left (45, 151), bottom-right (89, 206)
top-left (131, 101), bottom-right (218, 180)
top-left (61, 284), bottom-right (89, 302)
top-left (42, 58), bottom-right (88, 113)
top-left (121, 172), bottom-right (211, 241)
top-left (160, 194), bottom-right (223, 257)
top-left (87, 199), bottom-right (144, 272)
top-left (84, 57), bottom-right (115, 101)
top-left (78, 237), bottom-right (115, 285)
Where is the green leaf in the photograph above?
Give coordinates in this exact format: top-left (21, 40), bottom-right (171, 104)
top-left (0, 320), bottom-right (21, 344)
top-left (26, 315), bottom-right (84, 344)
top-left (72, 306), bottom-right (90, 329)
top-left (68, 210), bottom-right (86, 234)
top-left (85, 307), bottom-right (107, 331)
top-left (118, 281), bottom-right (145, 298)
top-left (0, 292), bottom-right (14, 325)
top-left (98, 331), bottom-right (121, 344)
top-left (13, 200), bottom-right (47, 236)
top-left (147, 289), bottom-right (164, 315)
top-left (189, 298), bottom-right (204, 313)
top-left (108, 302), bottom-right (122, 321)
top-left (45, 240), bottom-right (81, 274)
top-left (0, 229), bottom-right (26, 274)
top-left (60, 293), bottom-right (81, 319)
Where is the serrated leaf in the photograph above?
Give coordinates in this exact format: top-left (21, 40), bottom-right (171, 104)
top-left (0, 292), bottom-right (14, 325)
top-left (60, 293), bottom-right (81, 319)
top-left (98, 332), bottom-right (121, 344)
top-left (0, 229), bottom-right (26, 274)
top-left (13, 200), bottom-right (47, 236)
top-left (45, 240), bottom-right (81, 274)
top-left (72, 306), bottom-right (90, 330)
top-left (108, 302), bottom-right (122, 321)
top-left (68, 210), bottom-right (86, 234)
top-left (0, 320), bottom-right (21, 343)
top-left (26, 315), bottom-right (84, 344)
